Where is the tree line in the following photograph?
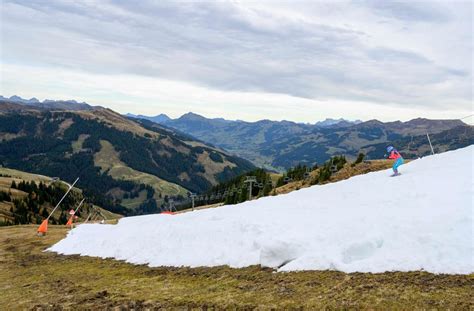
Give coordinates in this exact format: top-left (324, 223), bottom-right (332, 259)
top-left (0, 180), bottom-right (84, 226)
top-left (183, 154), bottom-right (361, 209)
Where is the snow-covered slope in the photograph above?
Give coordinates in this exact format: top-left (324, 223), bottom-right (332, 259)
top-left (49, 146), bottom-right (474, 274)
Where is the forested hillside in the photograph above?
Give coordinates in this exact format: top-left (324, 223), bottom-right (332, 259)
top-left (0, 167), bottom-right (121, 226)
top-left (0, 103), bottom-right (254, 215)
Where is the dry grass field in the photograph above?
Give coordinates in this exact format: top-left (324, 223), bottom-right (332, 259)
top-left (274, 160), bottom-right (394, 195)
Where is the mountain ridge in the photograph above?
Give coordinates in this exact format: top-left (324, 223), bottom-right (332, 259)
top-left (0, 95), bottom-right (93, 111)
top-left (2, 95), bottom-right (470, 172)
top-left (125, 113), bottom-right (171, 124)
top-left (0, 102), bottom-right (255, 215)
top-left (131, 112), bottom-right (468, 170)
top-left (129, 111), bottom-right (363, 127)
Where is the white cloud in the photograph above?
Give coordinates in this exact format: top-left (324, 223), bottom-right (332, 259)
top-left (1, 63), bottom-right (470, 123)
top-left (0, 0), bottom-right (472, 122)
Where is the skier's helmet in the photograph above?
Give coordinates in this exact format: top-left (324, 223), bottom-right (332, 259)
top-left (386, 146), bottom-right (394, 153)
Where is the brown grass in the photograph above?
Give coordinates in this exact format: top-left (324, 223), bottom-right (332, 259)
top-left (275, 160), bottom-right (394, 195)
top-left (72, 108), bottom-right (159, 138)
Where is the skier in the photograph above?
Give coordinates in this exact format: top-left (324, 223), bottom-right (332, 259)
top-left (385, 146), bottom-right (404, 176)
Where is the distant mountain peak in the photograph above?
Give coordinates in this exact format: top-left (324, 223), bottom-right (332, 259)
top-left (126, 113), bottom-right (171, 124)
top-left (178, 112), bottom-right (208, 121)
top-left (180, 112), bottom-right (204, 118)
top-left (360, 119), bottom-right (385, 126)
top-left (315, 118), bottom-right (362, 127)
top-left (0, 95), bottom-right (92, 110)
top-left (6, 95), bottom-right (42, 105)
top-left (10, 95), bottom-right (23, 101)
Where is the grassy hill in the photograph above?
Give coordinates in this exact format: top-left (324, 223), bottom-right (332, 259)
top-left (0, 225), bottom-right (471, 309)
top-left (273, 159), bottom-right (394, 195)
top-left (93, 140), bottom-right (188, 209)
top-left (0, 103), bottom-right (255, 215)
top-left (0, 167), bottom-right (121, 225)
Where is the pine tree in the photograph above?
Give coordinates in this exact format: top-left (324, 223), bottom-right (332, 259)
top-left (352, 153), bottom-right (365, 166)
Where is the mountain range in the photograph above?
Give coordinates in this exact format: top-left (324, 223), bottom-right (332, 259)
top-left (129, 112), bottom-right (471, 171)
top-left (1, 94), bottom-right (471, 198)
top-left (0, 95), bottom-right (93, 110)
top-left (126, 112), bottom-right (362, 128)
top-left (0, 99), bottom-right (254, 215)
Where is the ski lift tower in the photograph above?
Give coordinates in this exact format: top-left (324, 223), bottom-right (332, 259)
top-left (244, 176), bottom-right (257, 200)
top-left (187, 192), bottom-right (197, 211)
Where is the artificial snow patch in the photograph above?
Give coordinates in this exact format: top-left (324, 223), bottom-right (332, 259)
top-left (49, 146), bottom-right (474, 274)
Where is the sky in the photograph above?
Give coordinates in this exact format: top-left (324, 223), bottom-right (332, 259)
top-left (0, 0), bottom-right (472, 123)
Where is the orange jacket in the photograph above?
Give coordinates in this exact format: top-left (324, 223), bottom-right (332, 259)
top-left (388, 150), bottom-right (402, 160)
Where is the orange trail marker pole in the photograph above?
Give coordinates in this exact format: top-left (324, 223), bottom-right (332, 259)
top-left (37, 177), bottom-right (79, 235)
top-left (66, 216), bottom-right (73, 228)
top-left (37, 219), bottom-right (48, 235)
top-left (66, 198), bottom-right (85, 229)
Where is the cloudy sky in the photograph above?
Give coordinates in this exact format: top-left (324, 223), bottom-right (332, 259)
top-left (0, 0), bottom-right (472, 122)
